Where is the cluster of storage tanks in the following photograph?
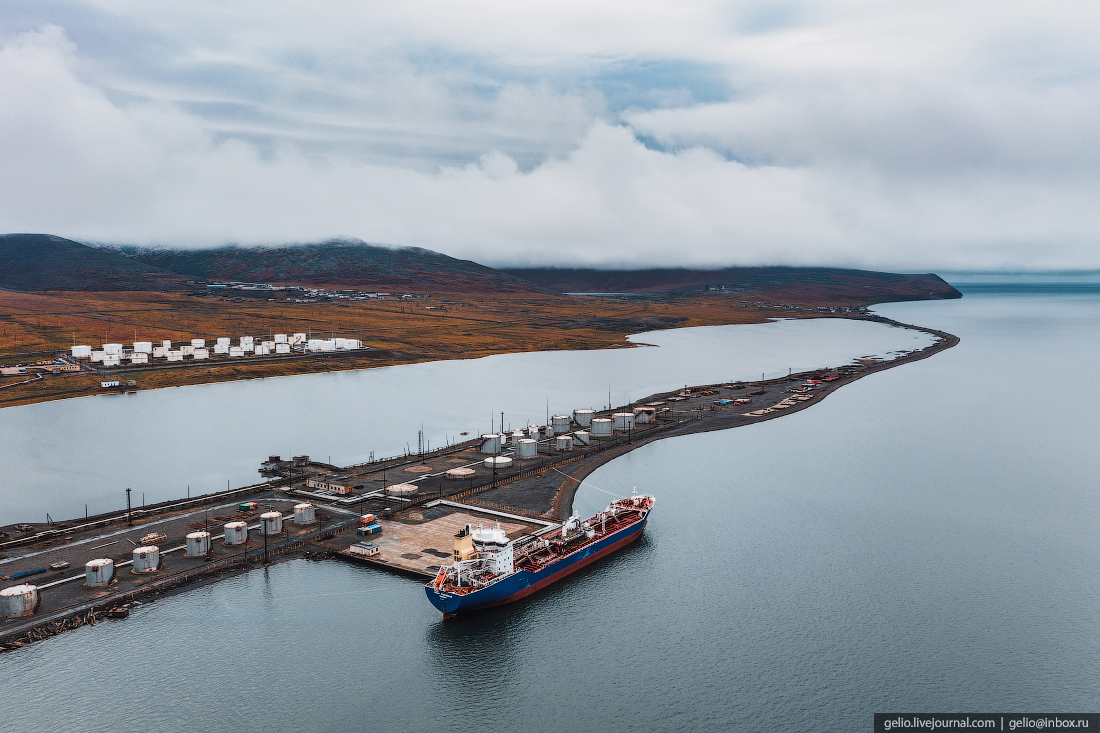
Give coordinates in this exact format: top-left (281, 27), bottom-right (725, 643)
top-left (1, 505), bottom-right (318, 619)
top-left (72, 334), bottom-right (363, 365)
top-left (476, 406), bottom-right (658, 461)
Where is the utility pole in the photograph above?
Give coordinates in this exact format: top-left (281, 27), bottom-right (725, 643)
top-left (126, 488), bottom-right (132, 526)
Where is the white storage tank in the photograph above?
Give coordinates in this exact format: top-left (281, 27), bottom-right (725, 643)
top-left (90, 350), bottom-right (104, 363)
top-left (132, 546), bottom-right (160, 573)
top-left (228, 346), bottom-right (244, 357)
top-left (161, 340), bottom-right (172, 348)
top-left (193, 349), bottom-right (210, 360)
top-left (274, 334), bottom-right (288, 344)
top-left (480, 434), bottom-right (502, 454)
top-left (85, 558), bottom-right (114, 586)
top-left (275, 343), bottom-right (291, 354)
top-left (133, 341), bottom-right (153, 353)
top-left (216, 337), bottom-right (231, 347)
top-left (102, 354), bottom-right (120, 367)
top-left (545, 424), bottom-right (555, 438)
top-left (167, 350), bottom-right (184, 362)
top-left (191, 338), bottom-right (206, 348)
top-left (254, 345), bottom-right (270, 356)
top-left (152, 346), bottom-right (168, 358)
top-left (573, 409), bottom-right (595, 427)
top-left (72, 344), bottom-right (92, 358)
top-left (292, 333), bottom-right (307, 345)
top-left (613, 412), bottom-right (636, 430)
top-left (516, 438), bottom-right (538, 458)
top-left (527, 425), bottom-right (540, 438)
top-left (185, 532), bottom-right (211, 557)
top-left (294, 503), bottom-right (316, 524)
top-left (334, 338), bottom-right (348, 350)
top-left (259, 512), bottom-right (283, 534)
top-left (387, 483), bottom-right (417, 495)
top-left (213, 343), bottom-right (229, 355)
top-left (591, 418), bottom-right (613, 437)
top-left (634, 407), bottom-right (655, 424)
top-left (180, 345), bottom-right (195, 356)
top-left (574, 430), bottom-right (591, 445)
top-left (103, 343), bottom-right (123, 355)
top-left (484, 456), bottom-right (513, 469)
top-left (552, 415), bottom-right (571, 433)
top-left (130, 352), bottom-right (149, 364)
top-left (0, 584), bottom-right (39, 618)
top-left (555, 435), bottom-right (573, 452)
top-left (445, 467), bottom-right (476, 480)
top-left (241, 336), bottom-right (254, 349)
top-left (224, 521), bottom-right (248, 545)
top-left (510, 430), bottom-right (525, 445)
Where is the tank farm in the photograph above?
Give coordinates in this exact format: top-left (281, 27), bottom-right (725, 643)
top-left (0, 315), bottom-right (958, 647)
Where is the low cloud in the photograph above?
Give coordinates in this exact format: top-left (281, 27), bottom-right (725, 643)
top-left (1, 3), bottom-right (1099, 271)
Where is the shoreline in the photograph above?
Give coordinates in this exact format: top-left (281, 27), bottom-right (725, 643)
top-left (0, 313), bottom-right (958, 650)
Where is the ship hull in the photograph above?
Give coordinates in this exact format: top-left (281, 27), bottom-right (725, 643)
top-left (426, 513), bottom-right (648, 618)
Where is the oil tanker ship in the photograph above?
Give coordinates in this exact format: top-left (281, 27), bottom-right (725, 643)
top-left (425, 491), bottom-right (655, 618)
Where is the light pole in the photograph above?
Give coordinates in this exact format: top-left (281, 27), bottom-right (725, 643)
top-left (262, 516), bottom-right (269, 564)
top-left (125, 488), bottom-right (132, 526)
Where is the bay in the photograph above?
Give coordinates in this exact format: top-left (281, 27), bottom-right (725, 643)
top-left (3, 285), bottom-right (1096, 730)
top-left (0, 317), bottom-right (929, 524)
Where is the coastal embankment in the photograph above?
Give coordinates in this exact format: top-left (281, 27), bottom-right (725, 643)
top-left (0, 314), bottom-right (957, 649)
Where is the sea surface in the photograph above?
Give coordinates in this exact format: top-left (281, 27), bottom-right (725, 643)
top-left (2, 284), bottom-right (1099, 731)
top-left (0, 316), bottom-right (931, 525)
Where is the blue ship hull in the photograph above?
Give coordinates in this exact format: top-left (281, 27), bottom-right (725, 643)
top-left (425, 512), bottom-right (648, 617)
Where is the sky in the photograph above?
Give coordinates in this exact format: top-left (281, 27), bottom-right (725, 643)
top-left (1, 1), bottom-right (1098, 271)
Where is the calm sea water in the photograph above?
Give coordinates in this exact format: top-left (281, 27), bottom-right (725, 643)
top-left (2, 285), bottom-right (1098, 731)
top-left (0, 317), bottom-right (930, 524)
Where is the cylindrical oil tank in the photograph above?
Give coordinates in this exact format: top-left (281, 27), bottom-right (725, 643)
top-left (85, 558), bottom-right (114, 586)
top-left (445, 467), bottom-right (476, 480)
top-left (555, 435), bottom-right (573, 452)
top-left (591, 418), bottom-right (613, 437)
top-left (551, 415), bottom-right (571, 433)
top-left (574, 430), bottom-right (591, 445)
top-left (293, 503), bottom-right (316, 524)
top-left (387, 483), bottom-right (417, 495)
top-left (573, 409), bottom-right (595, 427)
top-left (259, 512), bottom-right (283, 534)
top-left (613, 412), bottom-right (636, 430)
top-left (484, 456), bottom-right (513, 469)
top-left (527, 425), bottom-right (540, 438)
top-left (545, 424), bottom-right (555, 438)
top-left (224, 521), bottom-right (248, 545)
top-left (191, 338), bottom-right (206, 348)
top-left (0, 584), bottom-right (39, 618)
top-left (516, 438), bottom-right (538, 458)
top-left (634, 408), bottom-right (655, 424)
top-left (511, 430), bottom-right (525, 445)
top-left (132, 546), bottom-right (160, 573)
top-left (185, 532), bottom-right (211, 557)
top-left (480, 434), bottom-right (502, 454)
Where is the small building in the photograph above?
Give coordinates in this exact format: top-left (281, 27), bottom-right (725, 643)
top-left (306, 476), bottom-right (357, 495)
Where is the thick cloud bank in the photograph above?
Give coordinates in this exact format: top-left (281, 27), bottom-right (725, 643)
top-left (1, 2), bottom-right (1099, 270)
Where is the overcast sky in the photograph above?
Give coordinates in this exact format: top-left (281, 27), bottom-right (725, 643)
top-left (1, 1), bottom-right (1098, 270)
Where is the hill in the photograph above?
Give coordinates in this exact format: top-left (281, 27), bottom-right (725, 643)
top-left (500, 266), bottom-right (962, 304)
top-left (113, 240), bottom-right (552, 294)
top-left (0, 234), bottom-right (184, 291)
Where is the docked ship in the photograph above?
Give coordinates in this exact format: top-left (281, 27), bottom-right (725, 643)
top-left (425, 491), bottom-right (655, 618)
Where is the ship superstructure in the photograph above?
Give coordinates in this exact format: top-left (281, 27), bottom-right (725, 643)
top-left (426, 491), bottom-right (654, 618)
